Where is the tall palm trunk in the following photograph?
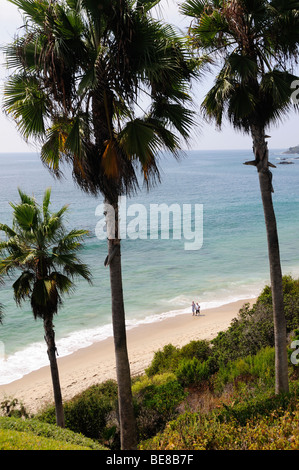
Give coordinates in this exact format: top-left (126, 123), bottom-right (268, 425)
top-left (43, 317), bottom-right (65, 427)
top-left (105, 200), bottom-right (137, 450)
top-left (250, 124), bottom-right (289, 394)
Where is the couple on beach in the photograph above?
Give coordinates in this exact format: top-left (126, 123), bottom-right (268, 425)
top-left (192, 301), bottom-right (200, 316)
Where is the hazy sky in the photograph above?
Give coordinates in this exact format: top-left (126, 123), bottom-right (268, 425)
top-left (0, 0), bottom-right (297, 153)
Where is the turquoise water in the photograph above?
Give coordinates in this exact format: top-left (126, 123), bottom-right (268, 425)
top-left (0, 149), bottom-right (299, 383)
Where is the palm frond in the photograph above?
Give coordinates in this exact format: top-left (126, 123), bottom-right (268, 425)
top-left (0, 224), bottom-right (18, 238)
top-left (180, 0), bottom-right (207, 18)
top-left (42, 188), bottom-right (52, 222)
top-left (48, 271), bottom-right (74, 294)
top-left (53, 229), bottom-right (89, 255)
top-left (3, 74), bottom-right (49, 140)
top-left (30, 278), bottom-right (60, 318)
top-left (151, 100), bottom-right (196, 140)
top-left (227, 53), bottom-right (259, 80)
top-left (9, 202), bottom-right (39, 232)
top-left (40, 119), bottom-right (71, 176)
top-left (136, 0), bottom-right (162, 13)
top-left (17, 188), bottom-right (36, 206)
top-left (119, 118), bottom-right (162, 164)
top-left (8, 0), bottom-right (49, 27)
top-left (12, 271), bottom-right (34, 305)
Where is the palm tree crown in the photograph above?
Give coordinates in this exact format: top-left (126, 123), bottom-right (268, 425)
top-left (182, 0), bottom-right (299, 132)
top-left (4, 0), bottom-right (196, 203)
top-left (0, 188), bottom-right (91, 318)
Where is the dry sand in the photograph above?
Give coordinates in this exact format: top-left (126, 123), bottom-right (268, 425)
top-left (0, 298), bottom-right (255, 414)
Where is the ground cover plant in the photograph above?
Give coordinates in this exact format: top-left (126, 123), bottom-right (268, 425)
top-left (0, 416), bottom-right (106, 450)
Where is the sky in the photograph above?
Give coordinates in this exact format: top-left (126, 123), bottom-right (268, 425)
top-left (0, 0), bottom-right (298, 154)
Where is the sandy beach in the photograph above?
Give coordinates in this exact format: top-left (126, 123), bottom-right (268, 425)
top-left (0, 298), bottom-right (255, 414)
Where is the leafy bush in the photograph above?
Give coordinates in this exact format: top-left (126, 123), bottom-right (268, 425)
top-left (179, 340), bottom-right (211, 361)
top-left (134, 376), bottom-right (186, 441)
top-left (141, 380), bottom-right (186, 417)
top-left (211, 303), bottom-right (274, 365)
top-left (214, 347), bottom-right (275, 392)
top-left (37, 380), bottom-right (118, 442)
top-left (132, 372), bottom-right (177, 395)
top-left (259, 276), bottom-right (299, 331)
top-left (145, 341), bottom-right (212, 377)
top-left (145, 344), bottom-right (180, 377)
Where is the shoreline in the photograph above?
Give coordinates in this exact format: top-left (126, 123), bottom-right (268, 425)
top-left (0, 297), bottom-right (256, 414)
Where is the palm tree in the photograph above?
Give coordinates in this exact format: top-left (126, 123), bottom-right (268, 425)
top-left (0, 188), bottom-right (91, 427)
top-left (3, 0), bottom-right (195, 448)
top-left (181, 0), bottom-right (299, 393)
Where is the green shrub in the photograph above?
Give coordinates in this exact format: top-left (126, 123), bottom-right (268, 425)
top-left (141, 380), bottom-right (186, 417)
top-left (134, 379), bottom-right (186, 441)
top-left (214, 347), bottom-right (275, 392)
top-left (211, 303), bottom-right (274, 366)
top-left (132, 372), bottom-right (177, 395)
top-left (146, 344), bottom-right (180, 376)
top-left (37, 380), bottom-right (118, 442)
top-left (145, 341), bottom-right (212, 378)
top-left (179, 340), bottom-right (211, 361)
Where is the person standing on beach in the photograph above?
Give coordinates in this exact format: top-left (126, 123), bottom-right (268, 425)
top-left (192, 301), bottom-right (196, 316)
top-left (196, 303), bottom-right (200, 316)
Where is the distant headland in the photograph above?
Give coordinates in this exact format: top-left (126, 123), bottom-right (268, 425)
top-left (283, 145), bottom-right (299, 154)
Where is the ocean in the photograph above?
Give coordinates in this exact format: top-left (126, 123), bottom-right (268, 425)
top-left (0, 148), bottom-right (299, 384)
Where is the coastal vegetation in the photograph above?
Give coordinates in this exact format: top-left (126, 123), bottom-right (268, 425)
top-left (1, 276), bottom-right (298, 450)
top-left (3, 0), bottom-right (195, 449)
top-left (0, 189), bottom-right (91, 428)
